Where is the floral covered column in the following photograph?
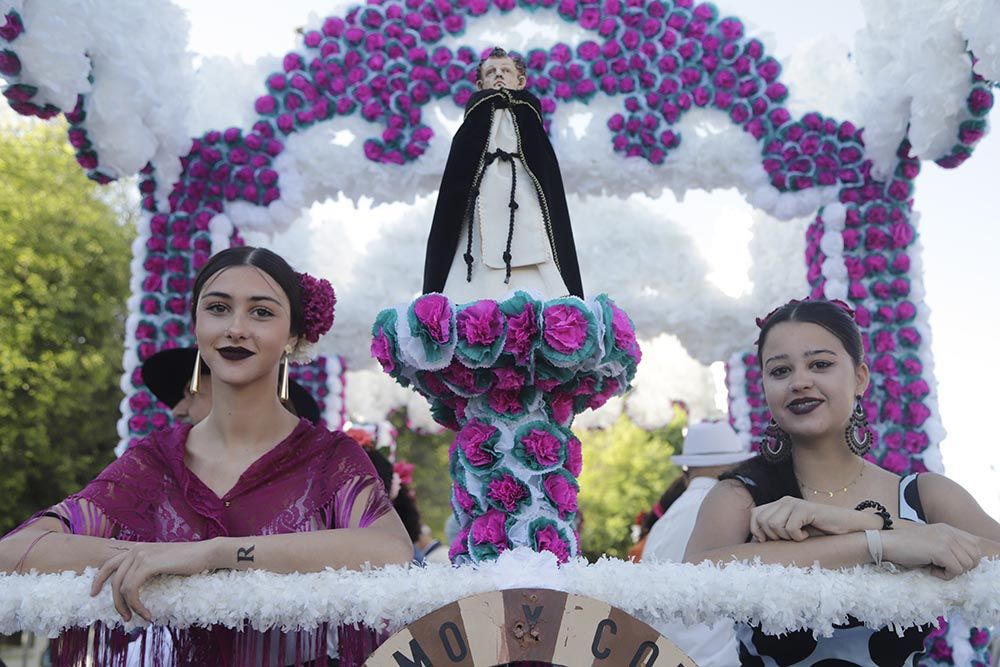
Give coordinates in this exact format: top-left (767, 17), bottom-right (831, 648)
top-left (372, 291), bottom-right (640, 564)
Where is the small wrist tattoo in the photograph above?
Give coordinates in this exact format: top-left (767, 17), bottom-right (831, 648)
top-left (236, 545), bottom-right (255, 563)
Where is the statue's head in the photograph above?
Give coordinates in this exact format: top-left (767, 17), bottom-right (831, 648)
top-left (476, 47), bottom-right (527, 91)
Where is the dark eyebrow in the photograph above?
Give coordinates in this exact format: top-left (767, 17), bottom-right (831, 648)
top-left (763, 353), bottom-right (788, 366)
top-left (764, 349), bottom-right (837, 366)
top-left (202, 291), bottom-right (283, 307)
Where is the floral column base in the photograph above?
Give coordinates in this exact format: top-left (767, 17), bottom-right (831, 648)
top-left (371, 291), bottom-right (641, 564)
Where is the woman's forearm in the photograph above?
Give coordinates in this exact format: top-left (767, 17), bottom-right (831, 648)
top-left (685, 531), bottom-right (874, 569)
top-left (0, 527), bottom-right (130, 575)
top-left (209, 527), bottom-right (414, 572)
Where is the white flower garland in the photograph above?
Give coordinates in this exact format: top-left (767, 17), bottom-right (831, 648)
top-left (3, 549), bottom-right (999, 639)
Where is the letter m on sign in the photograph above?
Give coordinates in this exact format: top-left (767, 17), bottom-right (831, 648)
top-left (393, 639), bottom-right (434, 667)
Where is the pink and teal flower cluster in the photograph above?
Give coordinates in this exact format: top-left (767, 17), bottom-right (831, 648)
top-left (375, 292), bottom-right (639, 430)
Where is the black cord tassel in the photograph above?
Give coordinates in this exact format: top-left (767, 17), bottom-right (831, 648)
top-left (503, 156), bottom-right (518, 284)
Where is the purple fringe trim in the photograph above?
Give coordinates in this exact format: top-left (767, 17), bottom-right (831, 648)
top-left (51, 621), bottom-right (382, 666)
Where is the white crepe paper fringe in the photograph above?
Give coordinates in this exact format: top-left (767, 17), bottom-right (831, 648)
top-left (3, 549), bottom-right (1000, 640)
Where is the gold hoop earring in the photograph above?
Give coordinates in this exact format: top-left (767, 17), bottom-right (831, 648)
top-left (189, 349), bottom-right (202, 395)
top-left (279, 353), bottom-right (290, 402)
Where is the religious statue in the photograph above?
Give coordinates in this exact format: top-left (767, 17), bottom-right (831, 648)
top-left (422, 47), bottom-right (584, 303)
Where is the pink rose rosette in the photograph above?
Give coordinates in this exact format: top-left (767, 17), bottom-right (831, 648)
top-left (454, 299), bottom-right (507, 368)
top-left (539, 298), bottom-right (599, 368)
top-left (511, 421), bottom-right (568, 472)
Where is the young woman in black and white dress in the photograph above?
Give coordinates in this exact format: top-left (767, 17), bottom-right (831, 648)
top-left (684, 299), bottom-right (1000, 666)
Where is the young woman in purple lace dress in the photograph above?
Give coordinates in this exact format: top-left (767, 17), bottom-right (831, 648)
top-left (0, 247), bottom-right (413, 666)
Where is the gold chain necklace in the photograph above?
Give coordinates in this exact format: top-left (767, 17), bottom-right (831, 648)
top-left (797, 461), bottom-right (865, 498)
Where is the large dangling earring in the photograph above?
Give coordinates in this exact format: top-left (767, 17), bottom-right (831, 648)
top-left (846, 396), bottom-right (872, 456)
top-left (760, 418), bottom-right (792, 464)
top-left (279, 352), bottom-right (291, 402)
top-left (189, 349), bottom-right (202, 395)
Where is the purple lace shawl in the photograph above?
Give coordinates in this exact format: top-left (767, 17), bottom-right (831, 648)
top-left (26, 419), bottom-right (394, 667)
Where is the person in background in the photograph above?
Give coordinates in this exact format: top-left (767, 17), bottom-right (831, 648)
top-left (643, 421), bottom-right (753, 666)
top-left (416, 524), bottom-right (449, 565)
top-left (628, 475), bottom-right (688, 562)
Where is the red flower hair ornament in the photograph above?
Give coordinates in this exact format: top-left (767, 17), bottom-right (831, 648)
top-left (290, 272), bottom-right (336, 361)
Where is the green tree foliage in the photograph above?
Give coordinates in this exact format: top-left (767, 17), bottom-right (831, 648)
top-left (0, 122), bottom-right (134, 534)
top-left (388, 410), bottom-right (454, 540)
top-left (577, 409), bottom-right (687, 560)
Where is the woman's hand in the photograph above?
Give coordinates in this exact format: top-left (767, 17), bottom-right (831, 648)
top-left (882, 523), bottom-right (986, 580)
top-left (750, 496), bottom-right (880, 542)
top-left (91, 541), bottom-right (218, 622)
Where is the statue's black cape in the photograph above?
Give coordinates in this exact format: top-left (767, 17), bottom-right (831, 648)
top-left (421, 87), bottom-right (584, 299)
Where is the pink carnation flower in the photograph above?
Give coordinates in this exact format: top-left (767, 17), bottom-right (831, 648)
top-left (454, 483), bottom-right (476, 513)
top-left (564, 437), bottom-right (583, 476)
top-left (487, 474), bottom-right (528, 512)
top-left (457, 300), bottom-right (504, 346)
top-left (543, 304), bottom-right (589, 354)
top-left (471, 509), bottom-right (508, 550)
top-left (534, 524), bottom-right (570, 563)
top-left (298, 273), bottom-right (335, 342)
top-left (413, 294), bottom-right (452, 344)
top-left (543, 473), bottom-right (578, 518)
top-left (457, 420), bottom-right (498, 468)
top-left (371, 331), bottom-right (395, 373)
top-left (521, 429), bottom-right (563, 467)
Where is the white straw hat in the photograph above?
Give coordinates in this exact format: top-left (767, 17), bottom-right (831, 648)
top-left (671, 421), bottom-right (754, 468)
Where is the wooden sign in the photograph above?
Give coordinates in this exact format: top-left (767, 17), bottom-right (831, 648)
top-left (365, 588), bottom-right (698, 666)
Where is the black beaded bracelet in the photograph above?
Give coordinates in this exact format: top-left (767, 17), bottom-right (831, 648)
top-left (855, 499), bottom-right (893, 530)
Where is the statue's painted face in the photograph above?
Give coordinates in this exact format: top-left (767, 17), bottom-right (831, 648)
top-left (477, 56), bottom-right (525, 90)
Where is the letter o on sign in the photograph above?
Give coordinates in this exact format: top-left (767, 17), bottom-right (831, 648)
top-left (365, 588), bottom-right (697, 666)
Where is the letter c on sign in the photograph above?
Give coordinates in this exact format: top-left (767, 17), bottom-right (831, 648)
top-left (592, 618), bottom-right (618, 659)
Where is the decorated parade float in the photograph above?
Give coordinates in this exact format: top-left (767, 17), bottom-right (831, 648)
top-left (3, 0), bottom-right (1000, 664)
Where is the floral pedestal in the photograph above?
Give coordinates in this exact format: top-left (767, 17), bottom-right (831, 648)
top-left (371, 291), bottom-right (641, 564)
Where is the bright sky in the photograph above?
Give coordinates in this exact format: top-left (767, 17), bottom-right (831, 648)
top-left (172, 0), bottom-right (1000, 516)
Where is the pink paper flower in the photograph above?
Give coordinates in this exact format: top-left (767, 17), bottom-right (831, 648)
top-left (881, 450), bottom-right (908, 474)
top-left (493, 367), bottom-right (524, 392)
top-left (543, 472), bottom-right (578, 518)
top-left (457, 300), bottom-right (504, 345)
top-left (534, 524), bottom-right (570, 563)
top-left (454, 483), bottom-right (476, 513)
top-left (905, 401), bottom-right (931, 427)
top-left (488, 389), bottom-right (524, 415)
top-left (543, 304), bottom-right (590, 353)
top-left (487, 474), bottom-right (528, 512)
top-left (449, 525), bottom-right (470, 559)
top-left (611, 304), bottom-right (641, 360)
top-left (564, 437), bottom-right (583, 476)
top-left (471, 509), bottom-right (508, 550)
top-left (371, 331), bottom-right (395, 373)
top-left (548, 391), bottom-right (575, 424)
top-left (442, 360), bottom-right (479, 394)
top-left (521, 429), bottom-right (563, 467)
top-left (414, 294), bottom-right (452, 343)
top-left (457, 420), bottom-right (498, 468)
